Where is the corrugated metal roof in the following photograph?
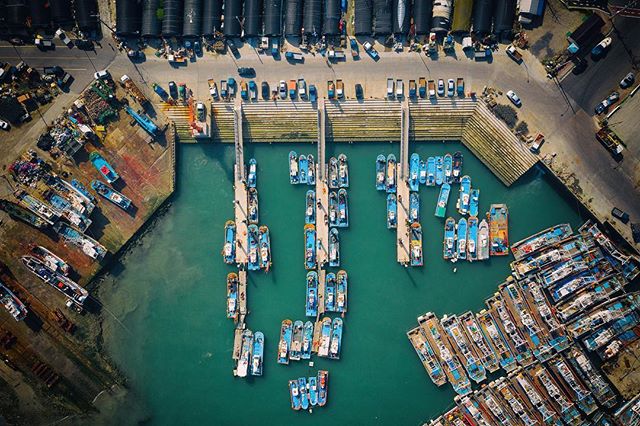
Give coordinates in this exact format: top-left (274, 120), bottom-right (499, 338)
top-left (519, 0), bottom-right (544, 16)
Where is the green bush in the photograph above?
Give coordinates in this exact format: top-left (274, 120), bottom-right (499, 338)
top-left (493, 104), bottom-right (518, 128)
top-left (515, 121), bottom-right (529, 135)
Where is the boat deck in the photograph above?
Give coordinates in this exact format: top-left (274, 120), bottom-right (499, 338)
top-left (397, 164), bottom-right (411, 265)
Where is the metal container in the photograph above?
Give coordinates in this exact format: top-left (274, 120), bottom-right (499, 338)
top-left (392, 0), bottom-right (409, 34)
top-left (6, 0), bottom-right (28, 30)
top-left (472, 0), bottom-right (492, 34)
top-left (451, 0), bottom-right (473, 32)
top-left (285, 0), bottom-right (302, 35)
top-left (29, 0), bottom-right (51, 28)
top-left (50, 0), bottom-right (72, 27)
top-left (430, 0), bottom-right (451, 33)
top-left (493, 0), bottom-right (516, 35)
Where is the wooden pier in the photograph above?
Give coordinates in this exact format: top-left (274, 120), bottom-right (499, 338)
top-left (316, 99), bottom-right (329, 270)
top-left (232, 326), bottom-right (244, 360)
top-left (397, 101), bottom-right (411, 265)
top-left (238, 270), bottom-right (247, 319)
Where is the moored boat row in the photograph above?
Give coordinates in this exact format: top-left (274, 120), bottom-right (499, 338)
top-left (235, 328), bottom-right (264, 378)
top-left (289, 370), bottom-right (328, 411)
top-left (279, 317), bottom-right (344, 364)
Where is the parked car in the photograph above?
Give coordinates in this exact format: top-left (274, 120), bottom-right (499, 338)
top-left (285, 51), bottom-right (304, 62)
top-left (169, 81), bottom-right (177, 98)
top-left (437, 79), bottom-right (445, 97)
top-left (35, 38), bottom-right (54, 50)
top-left (261, 81), bottom-right (270, 100)
top-left (591, 37), bottom-right (612, 57)
top-left (279, 80), bottom-right (287, 99)
top-left (0, 119), bottom-right (10, 131)
top-left (44, 66), bottom-right (63, 77)
top-left (297, 79), bottom-right (307, 99)
top-left (249, 80), bottom-right (258, 100)
top-left (506, 90), bottom-right (522, 107)
top-left (355, 83), bottom-right (364, 100)
top-left (620, 72), bottom-right (635, 89)
top-left (309, 85), bottom-right (317, 102)
top-left (595, 92), bottom-right (620, 114)
top-left (55, 29), bottom-right (73, 48)
top-left (387, 78), bottom-right (394, 98)
top-left (238, 67), bottom-right (255, 77)
top-left (75, 39), bottom-right (94, 50)
top-left (611, 207), bottom-right (630, 224)
top-left (196, 102), bottom-right (205, 121)
top-left (447, 79), bottom-right (455, 97)
top-left (395, 79), bottom-right (404, 98)
top-left (328, 50), bottom-right (346, 61)
top-left (362, 41), bottom-right (379, 60)
top-left (94, 69), bottom-right (110, 80)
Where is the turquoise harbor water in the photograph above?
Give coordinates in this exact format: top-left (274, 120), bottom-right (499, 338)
top-left (96, 142), bottom-right (584, 425)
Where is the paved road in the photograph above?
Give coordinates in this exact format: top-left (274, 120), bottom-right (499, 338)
top-left (561, 16), bottom-right (640, 114)
top-left (0, 42), bottom-right (117, 94)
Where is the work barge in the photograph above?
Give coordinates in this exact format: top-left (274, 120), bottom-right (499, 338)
top-left (410, 221), bottom-right (640, 425)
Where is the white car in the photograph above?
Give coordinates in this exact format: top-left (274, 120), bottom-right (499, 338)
top-left (506, 90), bottom-right (522, 107)
top-left (195, 102), bottom-right (205, 121)
top-left (94, 69), bottom-right (110, 80)
top-left (279, 80), bottom-right (287, 99)
top-left (55, 29), bottom-right (73, 48)
top-left (0, 119), bottom-right (10, 131)
top-left (620, 72), bottom-right (635, 89)
top-left (447, 79), bottom-right (455, 97)
top-left (396, 79), bottom-right (404, 98)
top-left (437, 79), bottom-right (445, 96)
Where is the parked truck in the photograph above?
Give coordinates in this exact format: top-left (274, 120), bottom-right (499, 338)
top-left (207, 79), bottom-right (218, 99)
top-left (506, 45), bottom-right (523, 64)
top-left (596, 127), bottom-right (624, 156)
top-left (456, 78), bottom-right (465, 97)
top-left (428, 33), bottom-right (437, 55)
top-left (387, 78), bottom-right (395, 98)
top-left (409, 80), bottom-right (417, 98)
top-left (152, 83), bottom-right (169, 100)
top-left (336, 79), bottom-right (344, 99)
top-left (419, 77), bottom-right (427, 98)
top-left (328, 50), bottom-right (346, 61)
top-left (120, 75), bottom-right (149, 105)
top-left (428, 80), bottom-right (436, 98)
top-left (285, 51), bottom-right (304, 62)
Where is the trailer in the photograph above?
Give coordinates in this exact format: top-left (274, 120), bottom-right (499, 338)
top-left (387, 78), bottom-right (395, 98)
top-left (153, 83), bottom-right (169, 99)
top-left (328, 49), bottom-right (346, 61)
top-left (285, 51), bottom-right (304, 62)
top-left (409, 80), bottom-right (417, 98)
top-left (456, 78), bottom-right (464, 96)
top-left (120, 75), bottom-right (149, 105)
top-left (506, 45), bottom-right (523, 63)
top-left (208, 79), bottom-right (218, 99)
top-left (596, 127), bottom-right (624, 156)
top-left (428, 80), bottom-right (436, 98)
top-left (529, 133), bottom-right (544, 153)
top-left (419, 77), bottom-right (427, 98)
top-left (336, 79), bottom-right (344, 98)
top-left (428, 33), bottom-right (438, 55)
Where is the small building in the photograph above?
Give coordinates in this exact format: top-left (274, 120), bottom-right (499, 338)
top-left (518, 0), bottom-right (544, 24)
top-left (567, 14), bottom-right (604, 52)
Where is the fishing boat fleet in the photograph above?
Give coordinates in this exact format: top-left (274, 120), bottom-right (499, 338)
top-left (289, 370), bottom-right (328, 411)
top-left (234, 328), bottom-right (264, 378)
top-left (277, 316), bottom-right (343, 364)
top-left (288, 151), bottom-right (317, 186)
top-left (409, 221), bottom-right (640, 425)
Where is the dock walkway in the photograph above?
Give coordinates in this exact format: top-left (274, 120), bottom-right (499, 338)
top-left (397, 101), bottom-right (411, 265)
top-left (234, 100), bottom-right (248, 266)
top-left (316, 99), bottom-right (329, 270)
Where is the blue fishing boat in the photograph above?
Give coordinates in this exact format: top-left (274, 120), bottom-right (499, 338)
top-left (318, 317), bottom-right (332, 357)
top-left (318, 370), bottom-right (328, 406)
top-left (441, 314), bottom-right (486, 383)
top-left (329, 191), bottom-right (339, 227)
top-left (289, 151), bottom-right (299, 184)
top-left (91, 180), bottom-right (131, 210)
top-left (304, 224), bottom-right (316, 270)
top-left (386, 154), bottom-right (397, 193)
top-left (469, 189), bottom-right (479, 217)
top-left (478, 219), bottom-right (490, 260)
top-left (308, 376), bottom-right (319, 406)
top-left (248, 187), bottom-right (259, 224)
top-left (302, 321), bottom-right (314, 359)
top-left (89, 152), bottom-right (119, 183)
top-left (278, 320), bottom-right (293, 364)
top-left (226, 272), bottom-right (238, 319)
top-left (289, 380), bottom-right (301, 410)
top-left (30, 246), bottom-right (70, 276)
top-left (452, 151), bottom-right (463, 183)
top-left (434, 183), bottom-right (450, 218)
top-left (337, 188), bottom-right (349, 227)
top-left (259, 225), bottom-right (271, 271)
top-left (419, 160), bottom-right (427, 185)
top-left (307, 154), bottom-right (316, 185)
top-left (457, 218), bottom-right (467, 261)
top-left (53, 222), bottom-right (107, 260)
top-left (251, 331), bottom-right (264, 376)
top-left (387, 194), bottom-right (397, 229)
top-left (290, 320), bottom-right (304, 361)
top-left (443, 218), bottom-right (456, 260)
top-left (375, 154), bottom-right (386, 190)
top-left (338, 154), bottom-right (349, 188)
top-left (410, 223), bottom-right (423, 266)
top-left (21, 256), bottom-right (88, 307)
top-left (305, 190), bottom-right (316, 225)
top-left (329, 317), bottom-right (343, 359)
top-left (71, 179), bottom-right (97, 203)
top-left (299, 377), bottom-right (309, 410)
top-left (443, 153), bottom-right (453, 184)
top-left (336, 270), bottom-right (348, 313)
top-left (467, 217), bottom-right (478, 262)
top-left (325, 272), bottom-right (337, 312)
top-left (435, 156), bottom-right (444, 186)
top-left (426, 157), bottom-right (436, 186)
top-left (45, 192), bottom-right (92, 231)
top-left (329, 228), bottom-right (340, 267)
top-left (329, 157), bottom-right (339, 189)
top-left (457, 175), bottom-right (471, 215)
top-left (223, 220), bottom-right (236, 264)
top-left (299, 154), bottom-right (309, 184)
top-left (248, 158), bottom-right (257, 188)
top-left (409, 153), bottom-right (420, 192)
top-left (409, 192), bottom-right (420, 223)
top-left (305, 271), bottom-right (318, 317)
top-left (237, 330), bottom-right (253, 378)
top-left (248, 224), bottom-right (260, 271)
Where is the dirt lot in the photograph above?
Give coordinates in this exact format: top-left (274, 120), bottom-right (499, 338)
top-left (527, 0), bottom-right (590, 62)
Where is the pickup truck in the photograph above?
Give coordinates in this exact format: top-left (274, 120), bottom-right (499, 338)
top-left (350, 38), bottom-right (359, 58)
top-left (208, 79), bottom-right (218, 99)
top-left (328, 81), bottom-right (335, 99)
top-left (596, 127), bottom-right (624, 156)
top-left (153, 83), bottom-right (169, 99)
top-left (328, 50), bottom-right (346, 61)
top-left (228, 78), bottom-right (236, 97)
top-left (336, 79), bottom-right (344, 99)
top-left (387, 78), bottom-right (394, 98)
top-left (120, 74), bottom-right (149, 105)
top-left (55, 29), bottom-right (73, 48)
top-left (506, 45), bottom-right (523, 64)
top-left (249, 81), bottom-right (258, 100)
top-left (529, 133), bottom-right (545, 153)
top-left (240, 81), bottom-right (248, 100)
top-left (395, 79), bottom-right (404, 98)
top-left (363, 41), bottom-right (379, 60)
top-left (456, 78), bottom-right (465, 96)
top-left (297, 79), bottom-right (307, 99)
top-left (419, 77), bottom-right (427, 98)
top-left (427, 80), bottom-right (436, 98)
top-left (288, 79), bottom-right (297, 99)
top-left (409, 80), bottom-right (417, 98)
top-left (220, 80), bottom-right (228, 98)
top-left (309, 85), bottom-right (317, 102)
top-left (474, 48), bottom-right (491, 61)
top-left (35, 38), bottom-right (53, 50)
top-left (285, 51), bottom-right (304, 62)
top-left (271, 39), bottom-right (279, 56)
